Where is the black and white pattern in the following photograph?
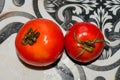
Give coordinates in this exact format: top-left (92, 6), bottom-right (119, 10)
top-left (0, 0), bottom-right (120, 80)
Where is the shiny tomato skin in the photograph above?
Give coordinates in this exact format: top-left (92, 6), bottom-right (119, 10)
top-left (15, 18), bottom-right (64, 66)
top-left (65, 22), bottom-right (104, 63)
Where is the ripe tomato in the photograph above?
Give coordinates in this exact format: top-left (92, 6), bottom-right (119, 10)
top-left (65, 22), bottom-right (105, 63)
top-left (15, 18), bottom-right (64, 66)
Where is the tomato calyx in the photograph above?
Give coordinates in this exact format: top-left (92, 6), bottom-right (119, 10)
top-left (73, 29), bottom-right (105, 59)
top-left (21, 27), bottom-right (40, 45)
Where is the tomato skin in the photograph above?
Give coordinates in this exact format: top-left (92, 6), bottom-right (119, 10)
top-left (15, 18), bottom-right (64, 66)
top-left (65, 22), bottom-right (104, 63)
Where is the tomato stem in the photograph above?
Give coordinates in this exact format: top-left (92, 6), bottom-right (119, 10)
top-left (21, 27), bottom-right (40, 45)
top-left (74, 29), bottom-right (105, 58)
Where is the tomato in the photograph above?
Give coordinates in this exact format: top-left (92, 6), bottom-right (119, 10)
top-left (65, 22), bottom-right (105, 63)
top-left (15, 18), bottom-right (64, 66)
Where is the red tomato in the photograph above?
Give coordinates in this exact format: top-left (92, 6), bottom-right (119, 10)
top-left (15, 18), bottom-right (64, 66)
top-left (65, 22), bottom-right (105, 63)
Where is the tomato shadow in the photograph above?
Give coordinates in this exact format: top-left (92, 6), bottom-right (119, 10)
top-left (64, 49), bottom-right (101, 66)
top-left (16, 53), bottom-right (62, 70)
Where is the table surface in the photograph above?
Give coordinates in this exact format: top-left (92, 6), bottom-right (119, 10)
top-left (0, 0), bottom-right (120, 80)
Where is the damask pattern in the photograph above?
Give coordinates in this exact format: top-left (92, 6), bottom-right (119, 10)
top-left (0, 0), bottom-right (120, 80)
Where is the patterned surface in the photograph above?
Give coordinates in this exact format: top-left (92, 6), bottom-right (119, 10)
top-left (0, 0), bottom-right (120, 80)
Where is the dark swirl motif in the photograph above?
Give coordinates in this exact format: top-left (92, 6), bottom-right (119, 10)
top-left (55, 62), bottom-right (74, 80)
top-left (76, 64), bottom-right (86, 80)
top-left (0, 22), bottom-right (24, 44)
top-left (44, 0), bottom-right (98, 30)
top-left (94, 76), bottom-right (106, 80)
top-left (115, 66), bottom-right (120, 80)
top-left (12, 0), bottom-right (25, 7)
top-left (0, 0), bottom-right (5, 13)
top-left (87, 59), bottom-right (120, 71)
top-left (0, 11), bottom-right (35, 21)
top-left (33, 0), bottom-right (42, 18)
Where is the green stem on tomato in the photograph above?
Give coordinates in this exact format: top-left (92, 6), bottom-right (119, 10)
top-left (21, 27), bottom-right (40, 45)
top-left (73, 29), bottom-right (105, 58)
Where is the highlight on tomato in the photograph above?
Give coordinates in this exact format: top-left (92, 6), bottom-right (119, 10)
top-left (15, 18), bottom-right (64, 66)
top-left (65, 22), bottom-right (105, 63)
